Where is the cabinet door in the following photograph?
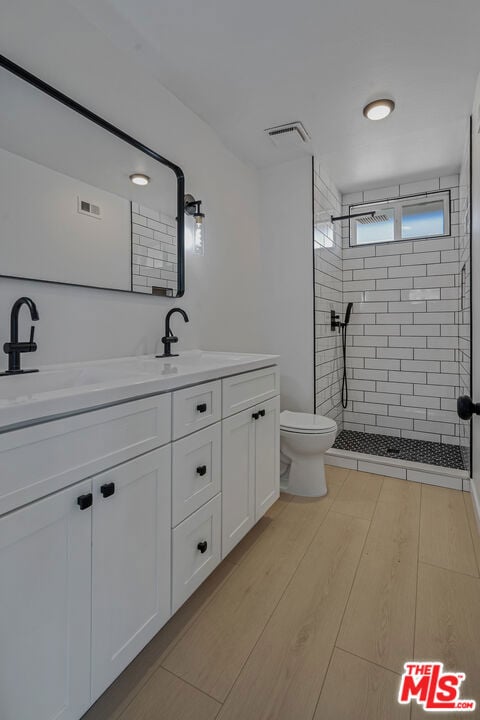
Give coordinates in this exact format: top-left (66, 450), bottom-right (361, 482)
top-left (0, 480), bottom-right (92, 720)
top-left (91, 447), bottom-right (171, 701)
top-left (255, 396), bottom-right (280, 520)
top-left (222, 407), bottom-right (256, 557)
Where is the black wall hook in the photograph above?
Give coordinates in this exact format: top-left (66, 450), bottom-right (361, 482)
top-left (457, 396), bottom-right (480, 421)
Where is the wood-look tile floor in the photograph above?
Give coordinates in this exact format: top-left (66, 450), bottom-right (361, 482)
top-left (82, 468), bottom-right (480, 720)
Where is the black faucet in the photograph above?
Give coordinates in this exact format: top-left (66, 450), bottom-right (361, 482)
top-left (1, 297), bottom-right (39, 376)
top-left (157, 308), bottom-right (189, 358)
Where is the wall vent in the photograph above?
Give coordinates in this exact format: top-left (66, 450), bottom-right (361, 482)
top-left (77, 197), bottom-right (102, 219)
top-left (265, 121), bottom-right (310, 148)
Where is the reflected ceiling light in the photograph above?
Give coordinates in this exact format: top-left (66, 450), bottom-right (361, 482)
top-left (363, 99), bottom-right (395, 121)
top-left (129, 173), bottom-right (150, 186)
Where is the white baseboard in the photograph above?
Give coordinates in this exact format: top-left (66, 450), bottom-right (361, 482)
top-left (326, 448), bottom-right (468, 491)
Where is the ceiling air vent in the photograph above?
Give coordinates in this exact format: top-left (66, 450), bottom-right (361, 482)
top-left (265, 121), bottom-right (310, 148)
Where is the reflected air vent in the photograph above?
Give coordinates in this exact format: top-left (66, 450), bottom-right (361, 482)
top-left (265, 121), bottom-right (310, 148)
top-left (357, 214), bottom-right (389, 224)
top-left (77, 197), bottom-right (102, 219)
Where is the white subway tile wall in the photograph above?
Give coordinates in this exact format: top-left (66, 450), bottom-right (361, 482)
top-left (131, 202), bottom-right (178, 295)
top-left (314, 162), bottom-right (343, 428)
top-left (458, 130), bottom-right (471, 471)
top-left (341, 174), bottom-right (466, 447)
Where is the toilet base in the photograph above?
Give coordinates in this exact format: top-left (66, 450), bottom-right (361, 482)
top-left (282, 454), bottom-right (327, 497)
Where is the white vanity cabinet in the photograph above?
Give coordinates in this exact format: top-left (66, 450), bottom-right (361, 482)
top-left (90, 447), bottom-right (171, 701)
top-left (221, 407), bottom-right (256, 555)
top-left (172, 422), bottom-right (221, 525)
top-left (0, 356), bottom-right (279, 720)
top-left (254, 395), bottom-right (281, 519)
top-left (172, 494), bottom-right (221, 612)
top-left (0, 480), bottom-right (93, 720)
top-left (221, 368), bottom-right (280, 557)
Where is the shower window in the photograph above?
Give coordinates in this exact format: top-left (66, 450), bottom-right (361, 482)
top-left (401, 198), bottom-right (445, 239)
top-left (349, 190), bottom-right (450, 246)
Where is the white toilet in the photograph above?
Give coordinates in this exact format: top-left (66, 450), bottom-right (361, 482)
top-left (280, 411), bottom-right (337, 497)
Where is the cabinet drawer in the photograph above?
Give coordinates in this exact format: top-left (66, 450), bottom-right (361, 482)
top-left (172, 494), bottom-right (221, 612)
top-left (172, 380), bottom-right (221, 440)
top-left (222, 366), bottom-right (279, 417)
top-left (172, 422), bottom-right (221, 526)
top-left (0, 394), bottom-right (171, 516)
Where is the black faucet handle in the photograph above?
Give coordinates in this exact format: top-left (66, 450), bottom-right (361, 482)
top-left (3, 341), bottom-right (37, 353)
top-left (29, 325), bottom-right (35, 344)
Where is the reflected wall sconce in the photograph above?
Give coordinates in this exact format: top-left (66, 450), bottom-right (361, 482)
top-left (184, 193), bottom-right (205, 256)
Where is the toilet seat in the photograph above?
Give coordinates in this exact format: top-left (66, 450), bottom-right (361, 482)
top-left (280, 411), bottom-right (337, 435)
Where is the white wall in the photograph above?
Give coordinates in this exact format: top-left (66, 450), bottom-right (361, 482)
top-left (259, 156), bottom-right (314, 412)
top-left (0, 0), bottom-right (264, 365)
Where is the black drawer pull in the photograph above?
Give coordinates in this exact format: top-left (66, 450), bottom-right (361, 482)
top-left (252, 412), bottom-right (260, 420)
top-left (197, 540), bottom-right (208, 554)
top-left (258, 409), bottom-right (266, 417)
top-left (100, 482), bottom-right (115, 499)
top-left (196, 465), bottom-right (207, 476)
top-left (196, 403), bottom-right (207, 413)
top-left (77, 493), bottom-right (93, 511)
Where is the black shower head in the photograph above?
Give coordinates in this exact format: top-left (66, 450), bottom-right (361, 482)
top-left (344, 302), bottom-right (353, 326)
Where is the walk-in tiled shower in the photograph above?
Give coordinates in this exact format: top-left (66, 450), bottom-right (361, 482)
top-left (313, 129), bottom-right (472, 474)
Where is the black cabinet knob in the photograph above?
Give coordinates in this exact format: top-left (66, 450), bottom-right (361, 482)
top-left (252, 412), bottom-right (260, 420)
top-left (77, 493), bottom-right (93, 510)
top-left (457, 395), bottom-right (480, 421)
top-left (196, 465), bottom-right (207, 476)
top-left (258, 409), bottom-right (266, 417)
top-left (197, 540), bottom-right (208, 554)
top-left (100, 482), bottom-right (115, 499)
top-left (196, 403), bottom-right (207, 413)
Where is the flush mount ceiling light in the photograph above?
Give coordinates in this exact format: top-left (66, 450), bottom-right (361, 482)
top-left (129, 173), bottom-right (150, 186)
top-left (363, 99), bottom-right (395, 121)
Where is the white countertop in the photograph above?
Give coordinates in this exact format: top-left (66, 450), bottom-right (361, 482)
top-left (0, 350), bottom-right (279, 431)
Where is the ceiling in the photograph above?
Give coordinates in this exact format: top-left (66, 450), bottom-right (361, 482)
top-left (72, 0), bottom-right (480, 192)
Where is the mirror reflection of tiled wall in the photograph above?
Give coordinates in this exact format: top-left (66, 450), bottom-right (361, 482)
top-left (131, 203), bottom-right (178, 296)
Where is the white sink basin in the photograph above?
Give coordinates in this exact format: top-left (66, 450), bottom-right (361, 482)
top-left (0, 366), bottom-right (155, 401)
top-left (0, 350), bottom-right (279, 430)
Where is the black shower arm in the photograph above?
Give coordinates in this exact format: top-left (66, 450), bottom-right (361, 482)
top-left (330, 211), bottom-right (376, 222)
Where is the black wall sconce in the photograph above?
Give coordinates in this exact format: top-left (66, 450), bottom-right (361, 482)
top-left (184, 194), bottom-right (205, 255)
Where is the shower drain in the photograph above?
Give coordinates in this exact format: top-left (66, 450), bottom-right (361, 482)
top-left (386, 447), bottom-right (400, 455)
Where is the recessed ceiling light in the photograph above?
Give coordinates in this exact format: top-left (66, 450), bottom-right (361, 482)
top-left (129, 173), bottom-right (150, 186)
top-left (363, 99), bottom-right (395, 121)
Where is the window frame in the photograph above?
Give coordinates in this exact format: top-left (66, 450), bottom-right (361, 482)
top-left (348, 189), bottom-right (451, 248)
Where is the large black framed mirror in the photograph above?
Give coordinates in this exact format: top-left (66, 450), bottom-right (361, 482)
top-left (0, 54), bottom-right (185, 297)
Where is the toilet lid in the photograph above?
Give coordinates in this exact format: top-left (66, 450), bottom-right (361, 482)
top-left (280, 411), bottom-right (337, 433)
